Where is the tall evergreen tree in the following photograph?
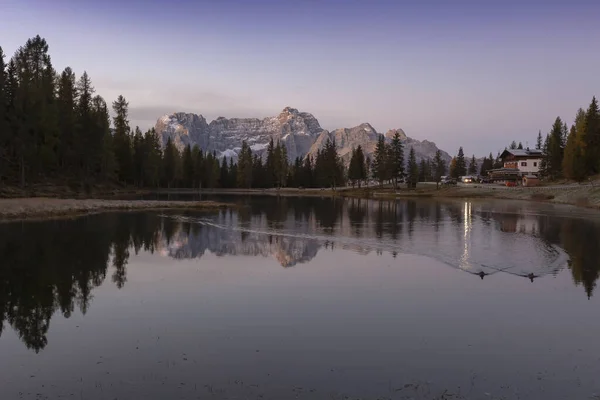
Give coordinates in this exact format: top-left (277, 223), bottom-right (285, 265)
top-left (517, 142), bottom-right (523, 150)
top-left (76, 72), bottom-right (97, 176)
top-left (181, 145), bottom-right (194, 187)
top-left (468, 155), bottom-right (477, 175)
top-left (265, 138), bottom-right (275, 188)
top-left (509, 141), bottom-right (518, 150)
top-left (91, 95), bottom-right (115, 180)
top-left (372, 134), bottom-right (387, 185)
top-left (162, 137), bottom-right (178, 188)
top-left (431, 150), bottom-right (446, 188)
top-left (583, 97), bottom-right (600, 174)
top-left (406, 147), bottom-right (418, 188)
top-left (112, 95), bottom-right (132, 183)
top-left (390, 132), bottom-right (405, 188)
top-left (56, 67), bottom-right (77, 170)
top-left (455, 147), bottom-right (467, 177)
top-left (236, 141), bottom-right (253, 188)
top-left (449, 157), bottom-right (458, 179)
top-left (536, 131), bottom-right (543, 150)
top-left (545, 117), bottom-right (565, 179)
top-left (348, 145), bottom-right (367, 187)
top-left (0, 47), bottom-right (7, 182)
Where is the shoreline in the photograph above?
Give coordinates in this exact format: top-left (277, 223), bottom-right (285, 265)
top-left (0, 198), bottom-right (230, 222)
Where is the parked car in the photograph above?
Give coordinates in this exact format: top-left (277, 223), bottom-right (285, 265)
top-left (442, 177), bottom-right (457, 185)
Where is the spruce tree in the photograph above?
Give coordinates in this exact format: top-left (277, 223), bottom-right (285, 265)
top-left (390, 132), bottom-right (404, 188)
top-left (536, 131), bottom-right (543, 150)
top-left (468, 155), bottom-right (477, 175)
top-left (517, 142), bottom-right (523, 150)
top-left (162, 137), bottom-right (178, 188)
top-left (236, 141), bottom-right (253, 188)
top-left (583, 97), bottom-right (600, 174)
top-left (91, 95), bottom-right (115, 180)
top-left (372, 134), bottom-right (386, 185)
top-left (76, 72), bottom-right (97, 176)
top-left (455, 147), bottom-right (467, 177)
top-left (182, 145), bottom-right (194, 187)
top-left (449, 157), bottom-right (458, 179)
top-left (302, 155), bottom-right (313, 188)
top-left (0, 47), bottom-right (7, 182)
top-left (112, 95), bottom-right (132, 183)
top-left (265, 138), bottom-right (275, 188)
top-left (418, 159), bottom-right (427, 182)
top-left (193, 147), bottom-right (204, 189)
top-left (406, 147), bottom-right (418, 188)
top-left (546, 117), bottom-right (565, 179)
top-left (56, 67), bottom-right (77, 170)
top-left (510, 141), bottom-right (518, 150)
top-left (431, 150), bottom-right (446, 188)
top-left (220, 157), bottom-right (230, 188)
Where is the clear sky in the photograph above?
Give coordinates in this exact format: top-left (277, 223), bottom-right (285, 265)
top-left (1, 0), bottom-right (599, 156)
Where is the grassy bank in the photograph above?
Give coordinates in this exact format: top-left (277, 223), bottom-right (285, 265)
top-left (362, 184), bottom-right (600, 209)
top-left (0, 198), bottom-right (230, 222)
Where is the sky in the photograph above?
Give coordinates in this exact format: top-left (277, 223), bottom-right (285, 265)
top-left (1, 0), bottom-right (599, 156)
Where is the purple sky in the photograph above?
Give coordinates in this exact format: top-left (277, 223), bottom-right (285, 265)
top-left (1, 0), bottom-right (599, 156)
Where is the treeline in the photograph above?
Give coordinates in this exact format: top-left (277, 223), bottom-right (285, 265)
top-left (474, 97), bottom-right (600, 182)
top-left (356, 132), bottom-right (448, 187)
top-left (540, 97), bottom-right (600, 181)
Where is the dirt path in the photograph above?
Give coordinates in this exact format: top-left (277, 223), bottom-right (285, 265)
top-left (0, 198), bottom-right (230, 221)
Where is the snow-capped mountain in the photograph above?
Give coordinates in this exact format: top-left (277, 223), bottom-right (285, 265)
top-left (153, 107), bottom-right (451, 163)
top-left (154, 107), bottom-right (325, 162)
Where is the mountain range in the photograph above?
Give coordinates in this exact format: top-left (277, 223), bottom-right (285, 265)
top-left (153, 107), bottom-right (452, 164)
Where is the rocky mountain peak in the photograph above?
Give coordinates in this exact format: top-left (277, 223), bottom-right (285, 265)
top-left (385, 129), bottom-right (407, 141)
top-left (153, 108), bottom-right (451, 166)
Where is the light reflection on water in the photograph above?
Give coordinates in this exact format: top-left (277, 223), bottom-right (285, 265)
top-left (0, 197), bottom-right (600, 400)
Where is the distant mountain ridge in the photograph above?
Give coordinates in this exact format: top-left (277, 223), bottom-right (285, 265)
top-left (153, 107), bottom-right (452, 164)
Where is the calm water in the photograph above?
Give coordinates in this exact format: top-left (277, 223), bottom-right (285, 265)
top-left (1, 197), bottom-right (600, 400)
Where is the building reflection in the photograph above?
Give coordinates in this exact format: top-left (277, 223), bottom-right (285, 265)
top-left (1, 197), bottom-right (599, 353)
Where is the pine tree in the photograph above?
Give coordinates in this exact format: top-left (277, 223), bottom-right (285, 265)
top-left (143, 129), bottom-right (161, 187)
top-left (418, 159), bottom-right (427, 182)
top-left (539, 134), bottom-right (550, 177)
top-left (545, 117), bottom-right (565, 180)
top-left (220, 157), bottom-right (230, 188)
top-left (455, 147), bottom-right (467, 177)
top-left (583, 97), bottom-right (600, 174)
top-left (56, 67), bottom-right (77, 170)
top-left (193, 147), bottom-right (204, 189)
top-left (236, 141), bottom-right (253, 188)
top-left (563, 124), bottom-right (578, 180)
top-left (510, 141), bottom-right (518, 150)
top-left (431, 150), bottom-right (446, 188)
top-left (91, 95), bottom-right (115, 180)
top-left (302, 155), bottom-right (313, 188)
top-left (0, 47), bottom-right (7, 182)
top-left (182, 145), bottom-right (194, 187)
top-left (162, 137), bottom-right (178, 188)
top-left (390, 132), bottom-right (405, 188)
top-left (468, 155), bottom-right (477, 175)
top-left (265, 138), bottom-right (275, 188)
top-left (449, 157), bottom-right (458, 179)
top-left (406, 147), bottom-right (418, 188)
top-left (536, 131), bottom-right (543, 150)
top-left (112, 95), bottom-right (132, 183)
top-left (372, 134), bottom-right (386, 185)
top-left (76, 72), bottom-right (97, 176)
top-left (348, 145), bottom-right (366, 187)
top-left (517, 142), bottom-right (523, 150)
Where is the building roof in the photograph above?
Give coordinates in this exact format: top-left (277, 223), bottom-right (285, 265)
top-left (500, 148), bottom-right (544, 158)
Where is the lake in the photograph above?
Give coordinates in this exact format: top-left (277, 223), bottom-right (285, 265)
top-left (1, 196), bottom-right (599, 400)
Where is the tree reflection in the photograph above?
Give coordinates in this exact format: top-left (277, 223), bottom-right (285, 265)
top-left (2, 198), bottom-right (600, 353)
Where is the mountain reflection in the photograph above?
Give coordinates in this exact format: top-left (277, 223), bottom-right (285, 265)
top-left (1, 197), bottom-right (600, 352)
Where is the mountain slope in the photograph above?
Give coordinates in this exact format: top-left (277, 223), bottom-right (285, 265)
top-left (153, 107), bottom-right (451, 164)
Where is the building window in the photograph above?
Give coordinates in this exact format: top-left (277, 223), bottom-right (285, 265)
top-left (533, 162), bottom-right (537, 167)
top-left (521, 162), bottom-right (527, 167)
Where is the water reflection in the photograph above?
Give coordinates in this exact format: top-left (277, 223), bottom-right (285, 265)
top-left (1, 197), bottom-right (599, 352)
